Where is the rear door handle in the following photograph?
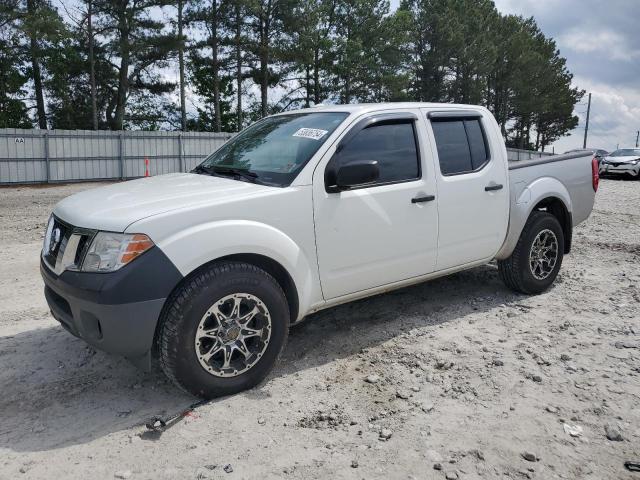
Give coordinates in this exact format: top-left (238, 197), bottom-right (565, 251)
top-left (411, 195), bottom-right (436, 203)
top-left (484, 184), bottom-right (503, 192)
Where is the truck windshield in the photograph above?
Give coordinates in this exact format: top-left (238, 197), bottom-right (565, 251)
top-left (198, 112), bottom-right (349, 186)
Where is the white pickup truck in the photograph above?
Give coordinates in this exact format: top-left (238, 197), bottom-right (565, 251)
top-left (41, 103), bottom-right (598, 398)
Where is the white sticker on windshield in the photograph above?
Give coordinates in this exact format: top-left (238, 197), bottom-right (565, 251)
top-left (292, 128), bottom-right (328, 140)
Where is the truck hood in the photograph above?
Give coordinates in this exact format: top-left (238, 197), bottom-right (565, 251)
top-left (54, 173), bottom-right (275, 232)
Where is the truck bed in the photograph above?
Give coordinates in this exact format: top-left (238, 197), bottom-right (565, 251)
top-left (496, 149), bottom-right (596, 260)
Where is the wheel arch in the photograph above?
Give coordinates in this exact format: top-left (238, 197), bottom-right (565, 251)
top-left (497, 176), bottom-right (573, 260)
top-left (531, 196), bottom-right (572, 254)
top-left (216, 253), bottom-right (299, 323)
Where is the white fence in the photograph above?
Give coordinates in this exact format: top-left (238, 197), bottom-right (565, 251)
top-left (0, 129), bottom-right (233, 185)
top-left (0, 128), bottom-right (551, 185)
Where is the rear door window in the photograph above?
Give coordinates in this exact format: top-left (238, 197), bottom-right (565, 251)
top-left (431, 118), bottom-right (489, 175)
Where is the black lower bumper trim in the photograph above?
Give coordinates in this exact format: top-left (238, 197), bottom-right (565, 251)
top-left (41, 246), bottom-right (183, 363)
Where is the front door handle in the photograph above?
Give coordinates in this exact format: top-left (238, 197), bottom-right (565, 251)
top-left (485, 184), bottom-right (503, 192)
top-left (411, 195), bottom-right (436, 203)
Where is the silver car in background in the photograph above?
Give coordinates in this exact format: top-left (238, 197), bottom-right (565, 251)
top-left (599, 148), bottom-right (640, 179)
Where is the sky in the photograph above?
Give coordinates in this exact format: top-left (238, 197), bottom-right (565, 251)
top-left (479, 0), bottom-right (640, 152)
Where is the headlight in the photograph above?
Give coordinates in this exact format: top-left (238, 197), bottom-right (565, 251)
top-left (82, 232), bottom-right (154, 272)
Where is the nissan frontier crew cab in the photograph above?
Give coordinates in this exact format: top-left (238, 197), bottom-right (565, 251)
top-left (41, 103), bottom-right (598, 398)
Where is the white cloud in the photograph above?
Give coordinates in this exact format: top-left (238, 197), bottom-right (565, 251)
top-left (551, 77), bottom-right (640, 152)
top-left (491, 0), bottom-right (640, 153)
top-left (558, 29), bottom-right (640, 63)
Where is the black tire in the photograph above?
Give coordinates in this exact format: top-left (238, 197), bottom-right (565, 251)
top-left (498, 211), bottom-right (564, 295)
top-left (158, 261), bottom-right (289, 399)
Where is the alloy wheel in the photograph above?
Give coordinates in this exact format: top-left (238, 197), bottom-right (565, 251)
top-left (529, 229), bottom-right (559, 280)
top-left (194, 293), bottom-right (272, 377)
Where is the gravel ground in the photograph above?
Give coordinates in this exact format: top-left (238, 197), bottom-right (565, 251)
top-left (0, 178), bottom-right (638, 480)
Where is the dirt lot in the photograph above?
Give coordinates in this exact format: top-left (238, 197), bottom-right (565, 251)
top-left (0, 178), bottom-right (639, 480)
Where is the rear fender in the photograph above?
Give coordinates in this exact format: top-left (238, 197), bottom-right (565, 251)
top-left (496, 177), bottom-right (572, 260)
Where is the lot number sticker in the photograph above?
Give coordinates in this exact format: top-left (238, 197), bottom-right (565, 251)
top-left (292, 128), bottom-right (328, 140)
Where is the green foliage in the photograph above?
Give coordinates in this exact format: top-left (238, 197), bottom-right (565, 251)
top-left (95, 0), bottom-right (178, 130)
top-left (401, 1), bottom-right (582, 149)
top-left (0, 21), bottom-right (31, 127)
top-left (0, 0), bottom-right (582, 148)
top-left (45, 30), bottom-right (116, 129)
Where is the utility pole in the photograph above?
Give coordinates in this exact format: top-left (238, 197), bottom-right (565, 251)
top-left (583, 93), bottom-right (591, 149)
top-left (636, 130), bottom-right (639, 148)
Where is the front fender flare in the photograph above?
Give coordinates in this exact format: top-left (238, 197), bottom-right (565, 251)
top-left (156, 220), bottom-right (316, 320)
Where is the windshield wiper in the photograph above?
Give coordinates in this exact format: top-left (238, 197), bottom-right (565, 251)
top-left (209, 166), bottom-right (259, 183)
top-left (192, 164), bottom-right (260, 184)
top-left (191, 164), bottom-right (218, 175)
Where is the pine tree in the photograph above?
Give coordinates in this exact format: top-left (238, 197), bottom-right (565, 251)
top-left (188, 0), bottom-right (237, 131)
top-left (11, 0), bottom-right (67, 128)
top-left (0, 1), bottom-right (32, 127)
top-left (96, 0), bottom-right (177, 130)
top-left (46, 0), bottom-right (115, 129)
top-left (244, 0), bottom-right (294, 117)
top-left (280, 0), bottom-right (336, 108)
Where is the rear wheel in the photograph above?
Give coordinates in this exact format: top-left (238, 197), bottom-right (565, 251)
top-left (498, 211), bottom-right (564, 294)
top-left (158, 261), bottom-right (289, 399)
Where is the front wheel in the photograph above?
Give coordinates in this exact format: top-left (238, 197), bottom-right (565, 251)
top-left (498, 211), bottom-right (564, 294)
top-left (158, 261), bottom-right (289, 399)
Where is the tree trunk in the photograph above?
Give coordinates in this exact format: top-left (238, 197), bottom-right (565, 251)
top-left (87, 0), bottom-right (98, 130)
top-left (26, 0), bottom-right (47, 129)
top-left (113, 11), bottom-right (130, 131)
top-left (259, 0), bottom-right (271, 118)
top-left (343, 24), bottom-right (351, 103)
top-left (235, 4), bottom-right (242, 130)
top-left (304, 65), bottom-right (310, 107)
top-left (211, 0), bottom-right (221, 132)
top-left (344, 70), bottom-right (350, 103)
top-left (313, 46), bottom-right (320, 104)
top-left (178, 0), bottom-right (186, 131)
top-left (259, 34), bottom-right (268, 117)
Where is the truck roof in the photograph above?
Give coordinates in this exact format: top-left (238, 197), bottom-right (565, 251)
top-left (281, 102), bottom-right (487, 116)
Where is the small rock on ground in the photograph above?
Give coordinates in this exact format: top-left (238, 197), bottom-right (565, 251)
top-left (605, 424), bottom-right (623, 441)
top-left (365, 374), bottom-right (380, 384)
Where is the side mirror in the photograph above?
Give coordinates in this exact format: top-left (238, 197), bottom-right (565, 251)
top-left (333, 160), bottom-right (379, 191)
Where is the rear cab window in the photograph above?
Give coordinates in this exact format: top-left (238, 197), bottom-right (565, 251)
top-left (430, 115), bottom-right (490, 175)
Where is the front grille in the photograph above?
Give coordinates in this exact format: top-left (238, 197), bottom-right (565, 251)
top-left (42, 216), bottom-right (96, 274)
top-left (43, 216), bottom-right (70, 269)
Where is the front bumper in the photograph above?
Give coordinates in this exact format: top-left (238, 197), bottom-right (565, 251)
top-left (41, 246), bottom-right (183, 369)
top-left (600, 163), bottom-right (640, 176)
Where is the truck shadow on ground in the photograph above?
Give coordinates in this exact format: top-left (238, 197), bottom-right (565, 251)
top-left (0, 263), bottom-right (526, 453)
